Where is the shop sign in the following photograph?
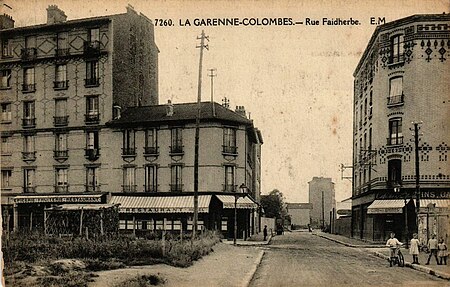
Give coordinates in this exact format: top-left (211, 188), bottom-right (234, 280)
top-left (14, 196), bottom-right (102, 204)
top-left (121, 207), bottom-right (209, 213)
top-left (367, 208), bottom-right (403, 214)
top-left (421, 191), bottom-right (450, 199)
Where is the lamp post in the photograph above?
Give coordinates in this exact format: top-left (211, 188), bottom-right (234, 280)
top-left (234, 183), bottom-right (247, 245)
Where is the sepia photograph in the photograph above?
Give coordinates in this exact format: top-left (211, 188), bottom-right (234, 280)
top-left (0, 0), bottom-right (449, 286)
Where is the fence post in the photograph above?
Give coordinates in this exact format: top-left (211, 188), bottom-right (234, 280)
top-left (79, 208), bottom-right (84, 236)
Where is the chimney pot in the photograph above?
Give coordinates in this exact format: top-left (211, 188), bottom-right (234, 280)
top-left (0, 14), bottom-right (15, 30)
top-left (166, 100), bottom-right (174, 116)
top-left (47, 5), bottom-right (67, 24)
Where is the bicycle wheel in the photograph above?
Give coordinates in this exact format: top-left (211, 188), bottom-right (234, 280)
top-left (398, 251), bottom-right (405, 267)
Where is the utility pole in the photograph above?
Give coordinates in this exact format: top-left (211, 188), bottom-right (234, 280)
top-left (193, 30), bottom-right (209, 237)
top-left (411, 122), bottom-right (422, 233)
top-left (321, 190), bottom-right (325, 230)
top-left (208, 68), bottom-right (217, 117)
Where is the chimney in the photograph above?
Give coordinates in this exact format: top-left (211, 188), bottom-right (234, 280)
top-left (235, 106), bottom-right (247, 118)
top-left (0, 14), bottom-right (14, 30)
top-left (166, 100), bottom-right (174, 117)
top-left (47, 5), bottom-right (67, 24)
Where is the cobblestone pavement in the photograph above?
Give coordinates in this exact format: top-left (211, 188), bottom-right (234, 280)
top-left (250, 232), bottom-right (447, 287)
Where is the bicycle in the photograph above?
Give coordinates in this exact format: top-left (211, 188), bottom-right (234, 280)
top-left (389, 246), bottom-right (405, 267)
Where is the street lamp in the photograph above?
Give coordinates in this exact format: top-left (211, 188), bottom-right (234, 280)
top-left (234, 183), bottom-right (247, 245)
top-left (394, 185), bottom-right (408, 248)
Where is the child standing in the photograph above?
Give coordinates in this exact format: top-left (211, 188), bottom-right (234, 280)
top-left (409, 233), bottom-right (420, 264)
top-left (437, 238), bottom-right (448, 265)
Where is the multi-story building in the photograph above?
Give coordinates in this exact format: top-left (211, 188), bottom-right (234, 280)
top-left (0, 5), bottom-right (159, 231)
top-left (286, 203), bottom-right (312, 229)
top-left (352, 14), bottom-right (450, 242)
top-left (308, 177), bottom-right (335, 229)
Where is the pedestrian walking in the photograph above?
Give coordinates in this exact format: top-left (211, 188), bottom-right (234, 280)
top-left (263, 225), bottom-right (268, 241)
top-left (409, 233), bottom-right (420, 264)
top-left (437, 238), bottom-right (448, 265)
top-left (425, 234), bottom-right (439, 265)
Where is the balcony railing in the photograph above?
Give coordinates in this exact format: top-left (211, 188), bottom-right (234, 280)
top-left (122, 147), bottom-right (136, 156)
top-left (144, 185), bottom-right (158, 193)
top-left (0, 83), bottom-right (11, 89)
top-left (170, 145), bottom-right (184, 154)
top-left (23, 186), bottom-right (36, 193)
top-left (170, 184), bottom-right (183, 192)
top-left (84, 77), bottom-right (100, 87)
top-left (222, 145), bottom-right (238, 155)
top-left (389, 54), bottom-right (405, 65)
top-left (56, 48), bottom-right (70, 57)
top-left (223, 184), bottom-right (237, 192)
top-left (22, 118), bottom-right (36, 128)
top-left (54, 80), bottom-right (69, 90)
top-left (54, 150), bottom-right (68, 159)
top-left (55, 185), bottom-right (69, 193)
top-left (84, 41), bottom-right (101, 56)
top-left (22, 83), bottom-right (36, 92)
top-left (54, 115), bottom-right (69, 126)
top-left (387, 136), bottom-right (404, 146)
top-left (22, 151), bottom-right (36, 161)
top-left (387, 94), bottom-right (404, 106)
top-left (85, 184), bottom-right (100, 192)
top-left (85, 113), bottom-right (100, 124)
top-left (21, 48), bottom-right (37, 61)
top-left (144, 146), bottom-right (159, 155)
top-left (122, 185), bottom-right (137, 192)
top-left (85, 148), bottom-right (100, 160)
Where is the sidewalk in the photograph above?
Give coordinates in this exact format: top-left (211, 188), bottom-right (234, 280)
top-left (90, 242), bottom-right (264, 287)
top-left (223, 232), bottom-right (273, 246)
top-left (316, 232), bottom-right (450, 280)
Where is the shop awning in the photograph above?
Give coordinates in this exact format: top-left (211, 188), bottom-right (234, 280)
top-left (13, 194), bottom-right (103, 204)
top-left (367, 199), bottom-right (410, 214)
top-left (416, 199), bottom-right (450, 209)
top-left (110, 195), bottom-right (211, 213)
top-left (216, 195), bottom-right (258, 209)
top-left (45, 204), bottom-right (119, 211)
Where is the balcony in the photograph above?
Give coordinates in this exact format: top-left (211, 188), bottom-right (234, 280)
top-left (144, 146), bottom-right (159, 156)
top-left (22, 83), bottom-right (36, 93)
top-left (122, 147), bottom-right (136, 157)
top-left (21, 48), bottom-right (37, 61)
top-left (54, 115), bottom-right (69, 126)
top-left (54, 150), bottom-right (68, 159)
top-left (85, 184), bottom-right (100, 192)
top-left (122, 185), bottom-right (137, 192)
top-left (84, 77), bottom-right (100, 87)
top-left (222, 145), bottom-right (238, 155)
top-left (22, 118), bottom-right (36, 128)
top-left (83, 41), bottom-right (101, 57)
top-left (388, 54), bottom-right (405, 66)
top-left (55, 48), bottom-right (70, 57)
top-left (22, 151), bottom-right (36, 161)
top-left (223, 184), bottom-right (237, 192)
top-left (387, 94), bottom-right (404, 107)
top-left (170, 184), bottom-right (183, 192)
top-left (23, 186), bottom-right (36, 193)
top-left (85, 113), bottom-right (100, 124)
top-left (0, 83), bottom-right (11, 90)
top-left (53, 80), bottom-right (69, 90)
top-left (170, 145), bottom-right (184, 155)
top-left (387, 136), bottom-right (404, 146)
top-left (54, 185), bottom-right (69, 193)
top-left (85, 148), bottom-right (100, 160)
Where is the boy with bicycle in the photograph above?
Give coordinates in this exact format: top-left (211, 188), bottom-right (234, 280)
top-left (386, 232), bottom-right (403, 267)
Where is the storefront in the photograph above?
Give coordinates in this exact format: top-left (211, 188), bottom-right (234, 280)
top-left (416, 199), bottom-right (450, 245)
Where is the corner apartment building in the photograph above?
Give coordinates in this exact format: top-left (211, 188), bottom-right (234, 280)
top-left (308, 177), bottom-right (335, 229)
top-left (0, 5), bottom-right (159, 231)
top-left (352, 14), bottom-right (450, 242)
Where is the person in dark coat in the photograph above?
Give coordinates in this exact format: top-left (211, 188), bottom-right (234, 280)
top-left (263, 225), bottom-right (268, 241)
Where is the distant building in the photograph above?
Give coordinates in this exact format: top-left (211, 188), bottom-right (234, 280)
top-left (308, 177), bottom-right (336, 228)
top-left (286, 203), bottom-right (312, 228)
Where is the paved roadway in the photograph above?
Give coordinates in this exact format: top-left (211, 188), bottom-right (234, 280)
top-left (250, 232), bottom-right (448, 287)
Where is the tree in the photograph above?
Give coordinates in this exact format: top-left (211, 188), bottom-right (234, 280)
top-left (260, 189), bottom-right (289, 220)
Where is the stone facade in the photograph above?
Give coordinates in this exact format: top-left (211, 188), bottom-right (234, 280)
top-left (308, 177), bottom-right (335, 228)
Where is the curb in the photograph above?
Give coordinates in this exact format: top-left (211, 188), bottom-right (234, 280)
top-left (315, 233), bottom-right (385, 248)
top-left (241, 250), bottom-right (265, 287)
top-left (234, 235), bottom-right (273, 246)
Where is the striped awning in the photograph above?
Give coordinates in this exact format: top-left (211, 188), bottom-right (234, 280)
top-left (110, 195), bottom-right (211, 213)
top-left (367, 199), bottom-right (410, 214)
top-left (216, 195), bottom-right (258, 209)
top-left (416, 199), bottom-right (450, 209)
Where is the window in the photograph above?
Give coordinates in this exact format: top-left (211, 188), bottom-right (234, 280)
top-left (23, 135), bottom-right (35, 161)
top-left (1, 137), bottom-right (10, 154)
top-left (23, 169), bottom-right (35, 193)
top-left (170, 128), bottom-right (183, 154)
top-left (56, 32), bottom-right (69, 56)
top-left (145, 165), bottom-right (157, 192)
top-left (1, 103), bottom-right (11, 122)
top-left (170, 165), bottom-right (182, 192)
top-left (388, 159), bottom-right (402, 186)
top-left (1, 170), bottom-right (11, 188)
top-left (223, 128), bottom-right (237, 154)
top-left (388, 118), bottom-right (403, 145)
top-left (54, 99), bottom-right (68, 126)
top-left (85, 131), bottom-right (100, 160)
top-left (123, 167), bottom-right (136, 192)
top-left (54, 64), bottom-right (68, 89)
top-left (2, 39), bottom-right (12, 58)
top-left (224, 166), bottom-right (235, 192)
top-left (388, 77), bottom-right (403, 105)
top-left (89, 28), bottom-right (100, 43)
top-left (85, 96), bottom-right (99, 123)
top-left (86, 167), bottom-right (99, 192)
top-left (54, 133), bottom-right (68, 158)
top-left (23, 101), bottom-right (35, 127)
top-left (364, 98), bottom-right (367, 119)
top-left (390, 35), bottom-right (404, 63)
top-left (145, 129), bottom-right (158, 154)
top-left (23, 67), bottom-right (35, 92)
top-left (85, 61), bottom-right (99, 86)
top-left (55, 168), bottom-right (68, 192)
top-left (1, 69), bottom-right (11, 89)
top-left (122, 130), bottom-right (135, 156)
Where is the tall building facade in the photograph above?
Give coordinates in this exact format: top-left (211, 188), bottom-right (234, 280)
top-left (0, 5), bottom-right (159, 231)
top-left (352, 14), bottom-right (450, 242)
top-left (308, 177), bottom-right (335, 228)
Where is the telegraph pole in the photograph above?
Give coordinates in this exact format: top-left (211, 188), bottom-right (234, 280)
top-left (208, 69), bottom-right (217, 117)
top-left (412, 122), bottom-right (422, 233)
top-left (193, 30), bottom-right (209, 237)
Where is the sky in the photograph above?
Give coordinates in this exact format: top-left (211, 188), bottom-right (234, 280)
top-left (3, 0), bottom-right (448, 203)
